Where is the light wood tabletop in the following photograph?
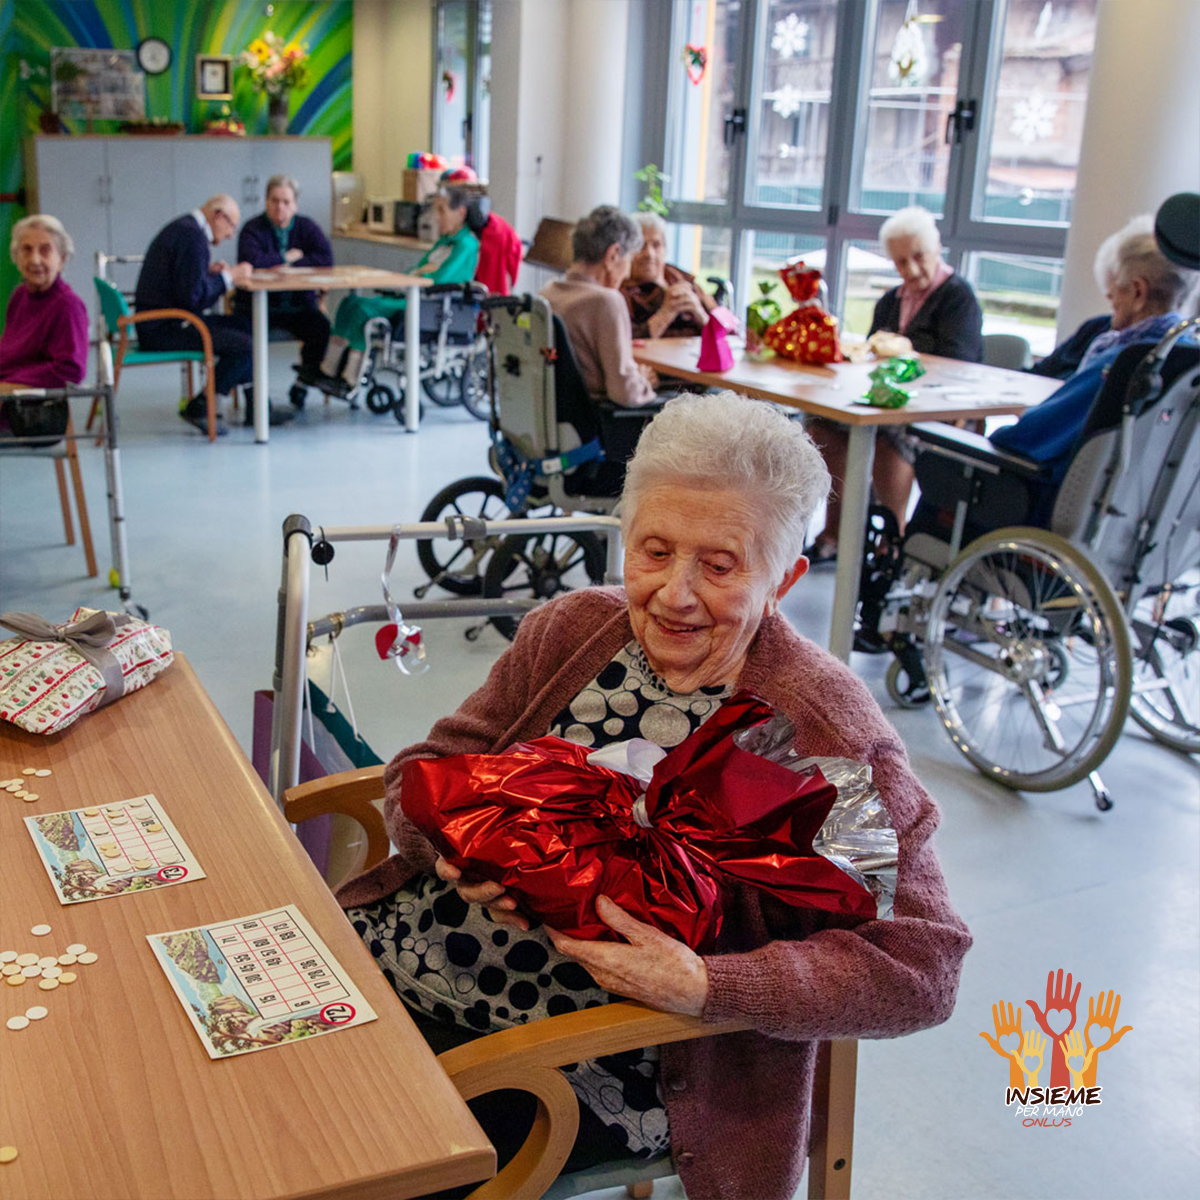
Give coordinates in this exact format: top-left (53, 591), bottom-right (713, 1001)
top-left (632, 337), bottom-right (1060, 425)
top-left (0, 656), bottom-right (494, 1200)
top-left (237, 264), bottom-right (431, 293)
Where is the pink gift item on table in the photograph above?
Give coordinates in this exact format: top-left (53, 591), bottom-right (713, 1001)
top-left (0, 608), bottom-right (173, 735)
top-left (695, 305), bottom-right (738, 371)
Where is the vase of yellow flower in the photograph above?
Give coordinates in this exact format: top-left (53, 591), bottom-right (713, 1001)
top-left (240, 32), bottom-right (310, 135)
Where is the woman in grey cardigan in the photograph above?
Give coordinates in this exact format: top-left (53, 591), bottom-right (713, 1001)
top-left (339, 391), bottom-right (971, 1199)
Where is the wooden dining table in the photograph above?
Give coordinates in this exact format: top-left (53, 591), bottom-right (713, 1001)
top-left (238, 265), bottom-right (430, 442)
top-left (632, 337), bottom-right (1060, 660)
top-left (0, 655), bottom-right (494, 1199)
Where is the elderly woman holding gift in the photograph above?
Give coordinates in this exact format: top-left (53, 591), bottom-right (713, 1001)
top-left (337, 392), bottom-right (971, 1199)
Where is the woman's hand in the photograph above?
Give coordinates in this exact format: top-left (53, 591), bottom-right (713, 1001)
top-left (284, 247), bottom-right (304, 264)
top-left (434, 856), bottom-right (529, 930)
top-left (547, 896), bottom-right (709, 1016)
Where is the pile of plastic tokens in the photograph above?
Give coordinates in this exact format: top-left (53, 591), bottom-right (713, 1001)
top-left (2, 766), bottom-right (52, 804)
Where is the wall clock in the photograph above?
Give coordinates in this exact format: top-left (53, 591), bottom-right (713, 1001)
top-left (137, 37), bottom-right (172, 76)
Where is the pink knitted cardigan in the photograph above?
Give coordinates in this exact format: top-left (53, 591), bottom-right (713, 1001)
top-left (337, 589), bottom-right (972, 1200)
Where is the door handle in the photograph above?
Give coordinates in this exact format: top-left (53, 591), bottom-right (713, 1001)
top-left (944, 99), bottom-right (977, 144)
top-left (723, 107), bottom-right (747, 148)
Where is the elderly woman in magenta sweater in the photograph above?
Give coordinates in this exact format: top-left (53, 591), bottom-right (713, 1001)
top-left (337, 392), bottom-right (971, 1199)
top-left (0, 214), bottom-right (88, 388)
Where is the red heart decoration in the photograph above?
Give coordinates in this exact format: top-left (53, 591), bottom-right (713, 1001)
top-left (375, 624), bottom-right (399, 660)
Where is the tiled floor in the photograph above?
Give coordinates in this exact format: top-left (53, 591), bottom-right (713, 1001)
top-left (3, 351), bottom-right (1197, 1199)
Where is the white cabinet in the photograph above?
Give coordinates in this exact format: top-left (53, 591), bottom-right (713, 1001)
top-left (31, 135), bottom-right (332, 323)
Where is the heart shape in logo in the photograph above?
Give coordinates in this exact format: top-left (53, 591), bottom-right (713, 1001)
top-left (1046, 1007), bottom-right (1071, 1035)
top-left (1086, 1021), bottom-right (1112, 1050)
top-left (1066, 1052), bottom-right (1085, 1072)
top-left (999, 1032), bottom-right (1020, 1054)
top-left (1023, 1054), bottom-right (1040, 1072)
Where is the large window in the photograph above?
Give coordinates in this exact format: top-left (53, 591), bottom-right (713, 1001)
top-left (636, 0), bottom-right (1098, 346)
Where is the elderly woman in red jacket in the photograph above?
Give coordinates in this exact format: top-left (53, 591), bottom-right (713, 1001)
top-left (338, 391), bottom-right (970, 1199)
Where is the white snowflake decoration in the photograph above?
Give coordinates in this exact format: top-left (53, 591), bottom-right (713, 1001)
top-left (779, 143), bottom-right (796, 159)
top-left (888, 19), bottom-right (928, 86)
top-left (772, 13), bottom-right (810, 58)
top-left (1010, 92), bottom-right (1058, 144)
top-left (769, 84), bottom-right (803, 119)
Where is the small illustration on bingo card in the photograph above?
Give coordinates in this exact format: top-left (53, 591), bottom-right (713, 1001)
top-left (25, 794), bottom-right (205, 904)
top-left (148, 905), bottom-right (377, 1058)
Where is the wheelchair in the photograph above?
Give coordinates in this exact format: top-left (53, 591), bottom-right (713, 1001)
top-left (416, 293), bottom-right (658, 638)
top-left (855, 320), bottom-right (1200, 810)
top-left (355, 281), bottom-right (492, 422)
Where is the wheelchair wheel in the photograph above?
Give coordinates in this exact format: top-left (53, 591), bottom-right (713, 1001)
top-left (482, 530), bottom-right (607, 641)
top-left (365, 383), bottom-right (397, 415)
top-left (1128, 568), bottom-right (1200, 754)
top-left (923, 528), bottom-right (1131, 792)
top-left (422, 350), bottom-right (465, 407)
top-left (460, 352), bottom-right (491, 421)
top-left (417, 477), bottom-right (513, 595)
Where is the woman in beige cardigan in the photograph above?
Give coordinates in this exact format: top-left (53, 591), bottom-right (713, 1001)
top-left (339, 391), bottom-right (971, 1199)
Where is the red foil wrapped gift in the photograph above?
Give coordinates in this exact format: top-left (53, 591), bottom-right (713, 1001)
top-left (400, 693), bottom-right (877, 951)
top-left (763, 261), bottom-right (843, 365)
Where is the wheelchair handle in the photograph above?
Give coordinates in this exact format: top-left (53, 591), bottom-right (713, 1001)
top-left (480, 293), bottom-right (534, 314)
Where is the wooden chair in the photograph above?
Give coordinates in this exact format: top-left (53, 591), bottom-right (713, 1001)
top-left (92, 276), bottom-right (219, 441)
top-left (284, 766), bottom-right (858, 1200)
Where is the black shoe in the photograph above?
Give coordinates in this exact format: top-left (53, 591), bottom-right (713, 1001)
top-left (313, 372), bottom-right (353, 399)
top-left (293, 363), bottom-right (324, 387)
top-left (243, 404), bottom-right (297, 428)
top-left (852, 627), bottom-right (890, 655)
top-left (288, 383), bottom-right (308, 410)
top-left (179, 400), bottom-right (228, 436)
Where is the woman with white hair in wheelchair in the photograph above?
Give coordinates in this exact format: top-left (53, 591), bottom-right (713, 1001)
top-left (804, 206), bottom-right (983, 566)
top-left (621, 212), bottom-right (716, 339)
top-left (336, 391), bottom-right (971, 1199)
top-left (312, 185), bottom-right (480, 397)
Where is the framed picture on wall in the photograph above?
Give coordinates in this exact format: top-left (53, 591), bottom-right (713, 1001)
top-left (196, 54), bottom-right (232, 101)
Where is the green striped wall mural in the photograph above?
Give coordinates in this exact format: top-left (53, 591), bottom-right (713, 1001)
top-left (1, 0), bottom-right (353, 305)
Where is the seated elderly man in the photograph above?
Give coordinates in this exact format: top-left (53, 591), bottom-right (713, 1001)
top-left (314, 185), bottom-right (480, 398)
top-left (621, 212), bottom-right (716, 339)
top-left (805, 206), bottom-right (983, 565)
top-left (135, 195), bottom-right (293, 435)
top-left (337, 391), bottom-right (971, 1198)
top-left (233, 174), bottom-right (333, 409)
top-left (541, 206), bottom-right (659, 409)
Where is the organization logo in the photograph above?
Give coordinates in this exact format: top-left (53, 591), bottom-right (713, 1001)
top-left (979, 969), bottom-right (1132, 1127)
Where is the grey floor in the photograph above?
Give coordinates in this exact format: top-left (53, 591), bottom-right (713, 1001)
top-left (2, 348), bottom-right (1197, 1200)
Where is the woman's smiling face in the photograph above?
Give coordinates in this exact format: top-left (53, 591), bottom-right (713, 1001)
top-left (624, 482), bottom-right (806, 693)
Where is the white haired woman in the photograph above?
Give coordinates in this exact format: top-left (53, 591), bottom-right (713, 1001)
top-left (0, 214), bottom-right (88, 388)
top-left (804, 206), bottom-right (983, 564)
top-left (621, 212), bottom-right (716, 339)
top-left (337, 392), bottom-right (971, 1199)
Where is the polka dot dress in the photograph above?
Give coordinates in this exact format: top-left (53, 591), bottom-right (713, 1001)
top-left (347, 641), bottom-right (731, 1157)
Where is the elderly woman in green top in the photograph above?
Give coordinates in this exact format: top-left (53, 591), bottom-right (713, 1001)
top-left (315, 185), bottom-right (480, 397)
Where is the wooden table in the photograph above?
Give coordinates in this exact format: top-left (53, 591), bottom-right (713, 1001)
top-left (633, 338), bottom-right (1060, 660)
top-left (237, 266), bottom-right (430, 442)
top-left (0, 657), bottom-right (493, 1200)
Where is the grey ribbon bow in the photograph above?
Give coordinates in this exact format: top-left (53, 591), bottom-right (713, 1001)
top-left (1, 610), bottom-right (132, 705)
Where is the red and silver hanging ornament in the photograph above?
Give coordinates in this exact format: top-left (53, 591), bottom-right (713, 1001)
top-left (682, 43), bottom-right (707, 85)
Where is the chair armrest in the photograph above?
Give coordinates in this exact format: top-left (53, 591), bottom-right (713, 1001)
top-left (282, 765), bottom-right (390, 872)
top-left (118, 309), bottom-right (215, 359)
top-left (909, 421), bottom-right (1047, 480)
top-left (440, 1002), bottom-right (750, 1200)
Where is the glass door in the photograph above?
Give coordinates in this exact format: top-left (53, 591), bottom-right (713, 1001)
top-left (432, 0), bottom-right (493, 175)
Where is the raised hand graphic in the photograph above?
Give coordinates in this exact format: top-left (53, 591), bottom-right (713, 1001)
top-left (979, 1000), bottom-right (1025, 1088)
top-left (1026, 968), bottom-right (1081, 1090)
top-left (1063, 1029), bottom-right (1096, 1090)
top-left (1018, 1029), bottom-right (1046, 1086)
top-left (1082, 990), bottom-right (1133, 1087)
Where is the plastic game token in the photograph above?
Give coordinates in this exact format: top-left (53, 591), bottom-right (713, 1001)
top-left (25, 1006), bottom-right (48, 1021)
top-left (101, 849), bottom-right (120, 859)
top-left (5, 975), bottom-right (26, 987)
top-left (35, 769), bottom-right (52, 777)
top-left (22, 768), bottom-right (36, 776)
top-left (20, 966), bottom-right (41, 978)
top-left (77, 952), bottom-right (98, 965)
top-left (37, 978), bottom-right (59, 991)
top-left (65, 944), bottom-right (86, 955)
top-left (132, 858), bottom-right (152, 870)
top-left (104, 805), bottom-right (122, 815)
top-left (83, 808), bottom-right (100, 816)
top-left (0, 1146), bottom-right (17, 1164)
top-left (111, 816), bottom-right (129, 826)
top-left (15, 791), bottom-right (29, 800)
top-left (57, 953), bottom-right (77, 966)
top-left (15, 954), bottom-right (38, 966)
top-left (41, 966), bottom-right (62, 979)
top-left (109, 861), bottom-right (130, 874)
top-left (0, 951), bottom-right (15, 963)
top-left (1, 966), bottom-right (20, 977)
top-left (36, 956), bottom-right (56, 968)
top-left (6, 1016), bottom-right (30, 1031)
top-left (22, 794), bottom-right (39, 803)
top-left (57, 972), bottom-right (77, 985)
top-left (30, 925), bottom-right (52, 937)
top-left (160, 853), bottom-right (183, 864)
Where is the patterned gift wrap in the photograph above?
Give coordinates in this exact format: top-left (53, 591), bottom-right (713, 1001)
top-left (0, 608), bottom-right (173, 735)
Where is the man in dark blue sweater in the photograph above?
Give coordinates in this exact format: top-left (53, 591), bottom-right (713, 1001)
top-left (135, 194), bottom-right (292, 435)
